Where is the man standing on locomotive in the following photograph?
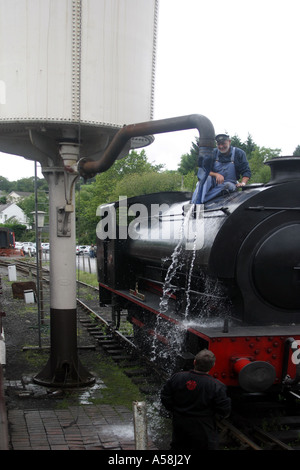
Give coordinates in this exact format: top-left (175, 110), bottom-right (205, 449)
top-left (161, 349), bottom-right (231, 451)
top-left (192, 134), bottom-right (251, 203)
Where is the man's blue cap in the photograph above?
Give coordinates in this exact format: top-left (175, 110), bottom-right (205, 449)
top-left (215, 134), bottom-right (230, 143)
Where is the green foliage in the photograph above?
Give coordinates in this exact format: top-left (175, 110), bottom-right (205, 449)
top-left (75, 150), bottom-right (164, 243)
top-left (293, 145), bottom-right (300, 156)
top-left (182, 171), bottom-right (198, 192)
top-left (230, 133), bottom-right (257, 158)
top-left (76, 270), bottom-right (98, 287)
top-left (2, 135), bottom-right (298, 244)
top-left (0, 175), bottom-right (48, 193)
top-left (248, 147), bottom-right (280, 183)
top-left (0, 175), bottom-right (49, 241)
top-left (110, 171), bottom-right (183, 199)
top-left (18, 191), bottom-right (49, 226)
top-left (0, 176), bottom-right (11, 192)
top-left (177, 139), bottom-right (199, 175)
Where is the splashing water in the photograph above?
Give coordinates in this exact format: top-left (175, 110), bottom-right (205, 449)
top-left (149, 206), bottom-right (200, 373)
top-left (148, 204), bottom-right (229, 375)
top-left (184, 233), bottom-right (197, 319)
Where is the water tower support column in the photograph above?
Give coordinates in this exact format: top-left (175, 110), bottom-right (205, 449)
top-left (34, 143), bottom-right (94, 387)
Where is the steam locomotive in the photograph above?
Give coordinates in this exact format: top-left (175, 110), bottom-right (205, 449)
top-left (0, 228), bottom-right (21, 257)
top-left (95, 155), bottom-right (300, 395)
top-left (81, 113), bottom-right (299, 395)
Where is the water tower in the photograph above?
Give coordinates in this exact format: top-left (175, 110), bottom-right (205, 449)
top-left (0, 0), bottom-right (158, 386)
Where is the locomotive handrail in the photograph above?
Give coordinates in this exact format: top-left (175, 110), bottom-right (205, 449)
top-left (247, 206), bottom-right (300, 211)
top-left (78, 114), bottom-right (215, 179)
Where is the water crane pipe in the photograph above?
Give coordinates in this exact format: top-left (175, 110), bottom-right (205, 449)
top-left (78, 114), bottom-right (215, 179)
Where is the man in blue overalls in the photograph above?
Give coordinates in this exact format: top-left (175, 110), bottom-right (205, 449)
top-left (192, 134), bottom-right (251, 203)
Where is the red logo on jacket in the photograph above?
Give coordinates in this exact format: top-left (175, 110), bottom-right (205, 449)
top-left (186, 380), bottom-right (197, 391)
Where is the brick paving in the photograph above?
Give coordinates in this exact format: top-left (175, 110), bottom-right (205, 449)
top-left (0, 264), bottom-right (162, 451)
top-left (8, 403), bottom-right (156, 450)
top-left (5, 377), bottom-right (158, 451)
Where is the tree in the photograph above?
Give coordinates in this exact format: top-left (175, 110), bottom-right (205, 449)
top-left (18, 192), bottom-right (49, 226)
top-left (0, 176), bottom-right (11, 192)
top-left (230, 133), bottom-right (257, 158)
top-left (177, 140), bottom-right (199, 175)
top-left (293, 145), bottom-right (300, 156)
top-left (248, 146), bottom-right (281, 183)
top-left (110, 170), bottom-right (183, 199)
top-left (75, 149), bottom-right (164, 243)
top-left (182, 171), bottom-right (198, 192)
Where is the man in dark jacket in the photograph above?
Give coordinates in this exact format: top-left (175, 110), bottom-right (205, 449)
top-left (161, 349), bottom-right (231, 450)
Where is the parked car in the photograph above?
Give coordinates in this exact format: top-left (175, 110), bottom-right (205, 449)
top-left (41, 243), bottom-right (50, 252)
top-left (76, 245), bottom-right (90, 255)
top-left (21, 242), bottom-right (36, 255)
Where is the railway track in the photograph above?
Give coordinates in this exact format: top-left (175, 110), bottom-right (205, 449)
top-left (2, 257), bottom-right (300, 450)
top-left (76, 296), bottom-right (166, 394)
top-left (0, 257), bottom-right (165, 395)
top-left (218, 398), bottom-right (300, 450)
top-left (218, 417), bottom-right (297, 450)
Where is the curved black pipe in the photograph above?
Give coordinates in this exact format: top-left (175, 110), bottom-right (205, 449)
top-left (78, 114), bottom-right (215, 179)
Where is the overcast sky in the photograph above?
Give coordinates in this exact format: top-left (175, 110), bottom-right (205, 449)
top-left (1, 0), bottom-right (299, 180)
top-left (146, 0), bottom-right (300, 170)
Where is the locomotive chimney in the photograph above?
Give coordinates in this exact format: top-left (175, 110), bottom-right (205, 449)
top-left (266, 156), bottom-right (300, 184)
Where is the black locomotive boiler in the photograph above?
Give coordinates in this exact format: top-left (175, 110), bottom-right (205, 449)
top-left (88, 115), bottom-right (300, 395)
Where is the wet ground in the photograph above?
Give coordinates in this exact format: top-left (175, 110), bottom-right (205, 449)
top-left (0, 262), bottom-right (172, 451)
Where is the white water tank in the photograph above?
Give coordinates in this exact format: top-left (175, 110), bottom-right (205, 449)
top-left (0, 0), bottom-right (158, 161)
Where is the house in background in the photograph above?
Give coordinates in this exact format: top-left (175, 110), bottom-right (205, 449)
top-left (0, 202), bottom-right (30, 228)
top-left (7, 191), bottom-right (32, 203)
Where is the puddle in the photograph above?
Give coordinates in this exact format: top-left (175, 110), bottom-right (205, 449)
top-left (106, 424), bottom-right (135, 439)
top-left (77, 378), bottom-right (107, 404)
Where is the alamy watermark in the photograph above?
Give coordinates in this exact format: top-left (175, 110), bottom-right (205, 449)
top-left (96, 196), bottom-right (205, 250)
